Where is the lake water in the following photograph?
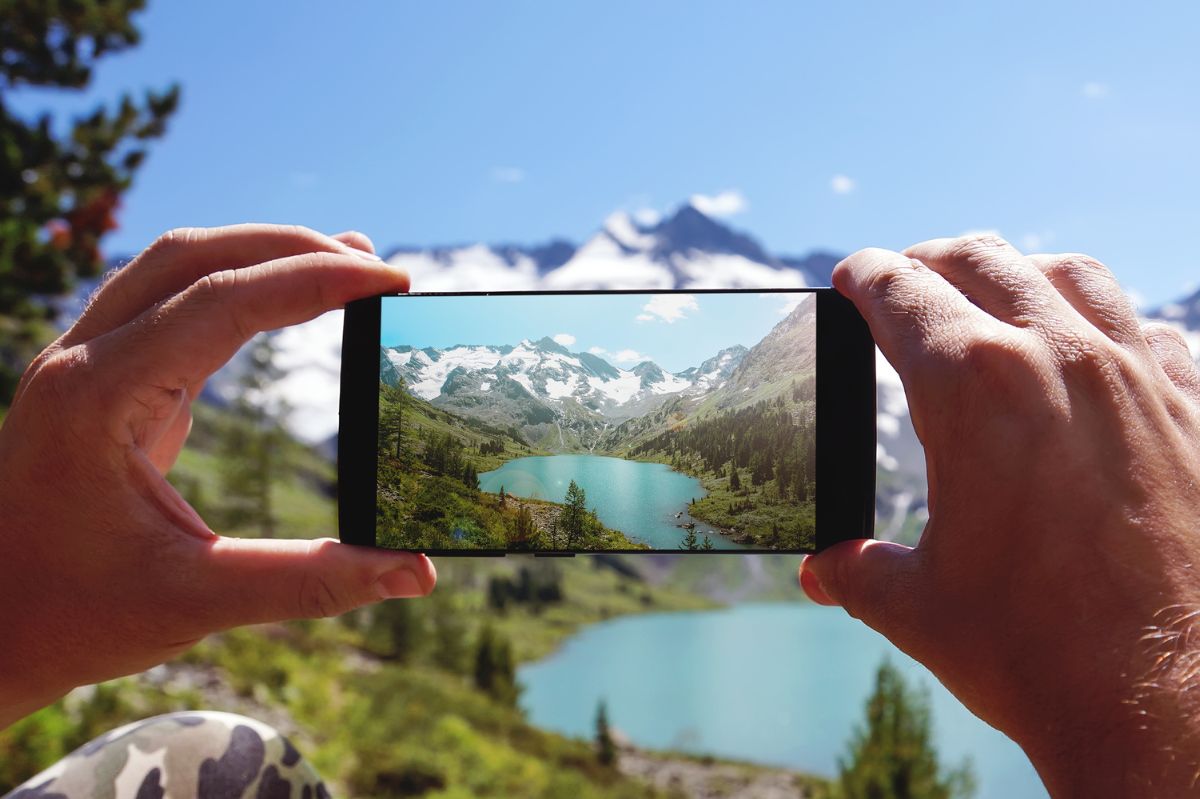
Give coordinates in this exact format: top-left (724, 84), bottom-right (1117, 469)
top-left (479, 454), bottom-right (743, 549)
top-left (519, 603), bottom-right (1047, 799)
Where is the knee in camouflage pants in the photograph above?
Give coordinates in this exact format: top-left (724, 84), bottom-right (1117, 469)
top-left (3, 711), bottom-right (330, 799)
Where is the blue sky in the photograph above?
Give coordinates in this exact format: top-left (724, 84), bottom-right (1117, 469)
top-left (381, 292), bottom-right (808, 372)
top-left (10, 1), bottom-right (1200, 306)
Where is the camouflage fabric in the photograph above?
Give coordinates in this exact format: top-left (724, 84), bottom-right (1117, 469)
top-left (3, 711), bottom-right (331, 799)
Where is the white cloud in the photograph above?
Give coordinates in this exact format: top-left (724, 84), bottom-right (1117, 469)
top-left (552, 333), bottom-right (576, 347)
top-left (611, 349), bottom-right (648, 363)
top-left (777, 296), bottom-right (803, 315)
top-left (689, 190), bottom-right (748, 218)
top-left (490, 166), bottom-right (526, 183)
top-left (637, 293), bottom-right (699, 324)
top-left (1082, 82), bottom-right (1110, 100)
top-left (632, 207), bottom-right (662, 227)
top-left (1019, 231), bottom-right (1055, 252)
top-left (588, 345), bottom-right (607, 355)
top-left (830, 174), bottom-right (856, 195)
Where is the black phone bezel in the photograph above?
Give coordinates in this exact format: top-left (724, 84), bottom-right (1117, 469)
top-left (338, 288), bottom-right (875, 554)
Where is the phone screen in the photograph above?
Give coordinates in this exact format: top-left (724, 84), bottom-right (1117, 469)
top-left (371, 290), bottom-right (821, 552)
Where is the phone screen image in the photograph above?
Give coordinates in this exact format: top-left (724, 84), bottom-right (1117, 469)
top-left (339, 289), bottom-right (875, 554)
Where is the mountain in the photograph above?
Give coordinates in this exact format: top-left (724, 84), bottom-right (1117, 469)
top-left (384, 201), bottom-right (832, 292)
top-left (379, 333), bottom-right (751, 450)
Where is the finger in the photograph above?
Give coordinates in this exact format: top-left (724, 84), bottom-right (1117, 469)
top-left (801, 540), bottom-right (927, 648)
top-left (832, 247), bottom-right (998, 375)
top-left (332, 230), bottom-right (376, 255)
top-left (1142, 322), bottom-right (1200, 402)
top-left (1028, 253), bottom-right (1147, 350)
top-left (193, 538), bottom-right (436, 628)
top-left (89, 252), bottom-right (409, 423)
top-left (798, 556), bottom-right (836, 605)
top-left (903, 235), bottom-right (1067, 327)
top-left (66, 224), bottom-right (382, 347)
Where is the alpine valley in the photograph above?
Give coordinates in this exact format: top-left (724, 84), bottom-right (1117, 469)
top-left (374, 294), bottom-right (817, 551)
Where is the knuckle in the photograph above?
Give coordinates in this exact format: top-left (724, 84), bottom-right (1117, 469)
top-left (297, 572), bottom-right (343, 618)
top-left (860, 256), bottom-right (923, 305)
top-left (147, 226), bottom-right (205, 258)
top-left (946, 233), bottom-right (1012, 265)
top-left (1142, 322), bottom-right (1190, 351)
top-left (1044, 254), bottom-right (1114, 284)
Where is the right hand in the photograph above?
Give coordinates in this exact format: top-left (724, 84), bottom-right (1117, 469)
top-left (800, 235), bottom-right (1200, 796)
top-left (0, 224), bottom-right (437, 729)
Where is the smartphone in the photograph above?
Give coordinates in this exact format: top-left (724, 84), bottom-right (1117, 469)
top-left (339, 289), bottom-right (875, 554)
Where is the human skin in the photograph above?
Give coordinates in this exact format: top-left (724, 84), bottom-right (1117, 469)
top-left (800, 235), bottom-right (1200, 797)
top-left (0, 225), bottom-right (437, 729)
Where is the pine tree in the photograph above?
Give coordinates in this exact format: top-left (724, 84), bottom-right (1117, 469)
top-left (473, 623), bottom-right (520, 706)
top-left (680, 527), bottom-right (699, 550)
top-left (499, 485), bottom-right (507, 507)
top-left (729, 463), bottom-right (741, 491)
top-left (0, 1), bottom-right (180, 402)
top-left (560, 480), bottom-right (589, 545)
top-left (595, 699), bottom-right (617, 766)
top-left (700, 536), bottom-right (715, 551)
top-left (838, 660), bottom-right (976, 799)
top-left (367, 599), bottom-right (421, 663)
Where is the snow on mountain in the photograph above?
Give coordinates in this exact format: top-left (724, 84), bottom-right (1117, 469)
top-left (380, 335), bottom-right (745, 428)
top-left (388, 202), bottom-right (828, 293)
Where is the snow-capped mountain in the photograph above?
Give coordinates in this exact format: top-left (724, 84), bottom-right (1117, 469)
top-left (379, 334), bottom-right (749, 449)
top-left (384, 202), bottom-right (840, 292)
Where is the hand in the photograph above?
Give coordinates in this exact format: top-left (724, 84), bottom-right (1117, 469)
top-left (800, 236), bottom-right (1200, 796)
top-left (0, 225), bottom-right (437, 728)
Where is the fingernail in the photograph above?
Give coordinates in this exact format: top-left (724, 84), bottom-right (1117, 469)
top-left (375, 568), bottom-right (424, 598)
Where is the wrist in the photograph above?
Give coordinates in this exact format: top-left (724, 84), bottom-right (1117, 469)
top-left (1015, 618), bottom-right (1200, 797)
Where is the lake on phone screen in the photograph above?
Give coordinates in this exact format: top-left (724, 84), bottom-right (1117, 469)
top-left (478, 454), bottom-right (746, 549)
top-left (519, 603), bottom-right (1048, 799)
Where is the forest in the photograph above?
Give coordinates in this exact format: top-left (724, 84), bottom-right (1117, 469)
top-left (376, 382), bottom-right (644, 551)
top-left (629, 380), bottom-right (817, 550)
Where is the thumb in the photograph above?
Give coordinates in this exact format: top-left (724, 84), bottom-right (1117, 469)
top-left (800, 540), bottom-right (927, 648)
top-left (193, 537), bottom-right (437, 629)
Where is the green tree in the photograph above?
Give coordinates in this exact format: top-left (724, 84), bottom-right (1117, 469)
top-left (559, 479), bottom-right (589, 545)
top-left (217, 334), bottom-right (290, 537)
top-left (0, 0), bottom-right (179, 402)
top-left (729, 463), bottom-right (741, 491)
top-left (473, 623), bottom-right (519, 706)
top-left (378, 382), bottom-right (409, 460)
top-left (595, 699), bottom-right (617, 766)
top-left (700, 535), bottom-right (715, 551)
top-left (366, 599), bottom-right (421, 663)
top-left (837, 660), bottom-right (975, 799)
top-left (680, 526), bottom-right (699, 551)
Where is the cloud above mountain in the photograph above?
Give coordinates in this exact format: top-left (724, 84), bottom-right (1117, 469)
top-left (636, 293), bottom-right (699, 323)
top-left (689, 190), bottom-right (747, 217)
top-left (552, 333), bottom-right (576, 346)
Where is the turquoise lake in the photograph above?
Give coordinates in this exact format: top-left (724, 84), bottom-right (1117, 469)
top-left (479, 454), bottom-right (744, 549)
top-left (519, 603), bottom-right (1047, 799)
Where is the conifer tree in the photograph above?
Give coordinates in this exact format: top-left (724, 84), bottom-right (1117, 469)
top-left (595, 699), bottom-right (617, 766)
top-left (680, 526), bottom-right (699, 550)
top-left (838, 660), bottom-right (975, 799)
top-left (1, 0), bottom-right (180, 402)
top-left (560, 480), bottom-right (589, 545)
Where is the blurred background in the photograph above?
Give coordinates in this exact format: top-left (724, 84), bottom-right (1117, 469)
top-left (3, 2), bottom-right (1199, 797)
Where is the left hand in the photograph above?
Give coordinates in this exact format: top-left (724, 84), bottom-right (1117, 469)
top-left (0, 224), bottom-right (437, 728)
